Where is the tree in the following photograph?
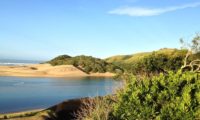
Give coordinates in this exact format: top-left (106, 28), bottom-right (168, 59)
top-left (180, 34), bottom-right (200, 73)
top-left (191, 34), bottom-right (200, 53)
top-left (180, 34), bottom-right (200, 53)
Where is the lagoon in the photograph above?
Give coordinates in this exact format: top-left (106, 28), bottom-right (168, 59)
top-left (0, 76), bottom-right (120, 113)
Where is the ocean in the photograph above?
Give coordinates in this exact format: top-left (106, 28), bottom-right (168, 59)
top-left (0, 59), bottom-right (43, 66)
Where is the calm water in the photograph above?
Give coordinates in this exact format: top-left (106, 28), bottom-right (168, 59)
top-left (0, 59), bottom-right (43, 66)
top-left (0, 76), bottom-right (120, 113)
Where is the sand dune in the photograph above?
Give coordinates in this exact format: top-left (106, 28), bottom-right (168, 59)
top-left (0, 64), bottom-right (115, 77)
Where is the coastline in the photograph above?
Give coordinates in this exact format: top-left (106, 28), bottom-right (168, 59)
top-left (0, 64), bottom-right (115, 78)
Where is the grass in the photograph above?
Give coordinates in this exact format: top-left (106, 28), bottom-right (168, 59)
top-left (76, 96), bottom-right (116, 120)
top-left (0, 109), bottom-right (52, 120)
top-left (105, 48), bottom-right (186, 64)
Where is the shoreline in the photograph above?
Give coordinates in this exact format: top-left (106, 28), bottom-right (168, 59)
top-left (0, 109), bottom-right (44, 120)
top-left (0, 97), bottom-right (95, 120)
top-left (0, 109), bottom-right (44, 115)
top-left (0, 74), bottom-right (115, 78)
top-left (0, 64), bottom-right (115, 78)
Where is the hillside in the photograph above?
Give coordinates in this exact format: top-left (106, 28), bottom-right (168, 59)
top-left (47, 55), bottom-right (123, 74)
top-left (106, 48), bottom-right (200, 74)
top-left (106, 48), bottom-right (185, 64)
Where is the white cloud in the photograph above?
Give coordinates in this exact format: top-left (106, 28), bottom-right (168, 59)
top-left (108, 2), bottom-right (200, 17)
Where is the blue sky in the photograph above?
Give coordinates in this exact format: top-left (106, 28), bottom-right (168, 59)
top-left (0, 0), bottom-right (200, 60)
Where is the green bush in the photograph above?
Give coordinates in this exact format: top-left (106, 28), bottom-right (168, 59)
top-left (4, 115), bottom-right (8, 119)
top-left (113, 72), bottom-right (200, 120)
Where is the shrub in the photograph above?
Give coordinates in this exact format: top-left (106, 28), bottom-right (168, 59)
top-left (76, 96), bottom-right (115, 120)
top-left (84, 66), bottom-right (92, 73)
top-left (30, 67), bottom-right (37, 70)
top-left (113, 72), bottom-right (200, 120)
top-left (4, 115), bottom-right (8, 119)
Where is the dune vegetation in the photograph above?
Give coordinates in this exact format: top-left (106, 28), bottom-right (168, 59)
top-left (48, 55), bottom-right (124, 74)
top-left (113, 72), bottom-right (200, 119)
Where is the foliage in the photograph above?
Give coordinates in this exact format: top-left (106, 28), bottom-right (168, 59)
top-left (113, 72), bottom-right (200, 120)
top-left (48, 55), bottom-right (123, 74)
top-left (130, 50), bottom-right (187, 75)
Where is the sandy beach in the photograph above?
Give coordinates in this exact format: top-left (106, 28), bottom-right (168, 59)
top-left (0, 64), bottom-right (115, 78)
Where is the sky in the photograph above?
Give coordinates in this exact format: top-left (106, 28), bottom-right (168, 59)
top-left (0, 0), bottom-right (200, 60)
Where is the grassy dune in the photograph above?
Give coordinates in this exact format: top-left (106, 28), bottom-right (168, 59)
top-left (105, 48), bottom-right (185, 64)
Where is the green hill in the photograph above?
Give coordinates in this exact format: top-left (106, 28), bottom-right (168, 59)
top-left (47, 55), bottom-right (123, 74)
top-left (106, 48), bottom-right (183, 64)
top-left (106, 48), bottom-right (200, 74)
top-left (106, 52), bottom-right (151, 64)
